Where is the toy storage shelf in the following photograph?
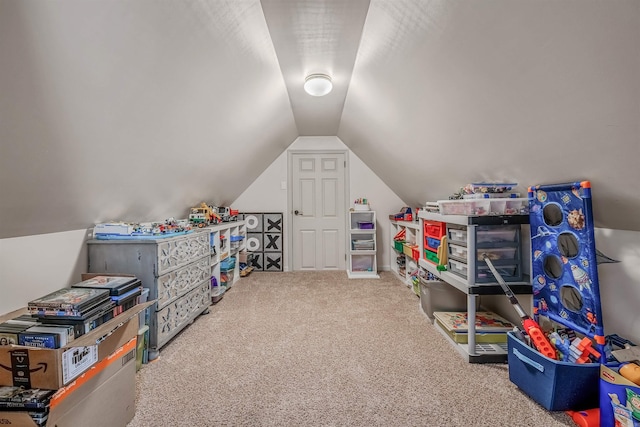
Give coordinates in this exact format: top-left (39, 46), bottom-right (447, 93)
top-left (206, 220), bottom-right (246, 302)
top-left (389, 219), bottom-right (421, 291)
top-left (347, 210), bottom-right (379, 279)
top-left (418, 211), bottom-right (531, 363)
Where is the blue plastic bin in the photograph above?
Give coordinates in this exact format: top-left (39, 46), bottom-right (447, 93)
top-left (507, 332), bottom-right (600, 411)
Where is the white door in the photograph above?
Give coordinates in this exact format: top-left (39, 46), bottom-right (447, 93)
top-left (291, 152), bottom-right (346, 270)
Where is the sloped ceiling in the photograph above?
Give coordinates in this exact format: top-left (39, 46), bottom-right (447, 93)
top-left (0, 0), bottom-right (298, 238)
top-left (1, 0), bottom-right (639, 239)
top-left (339, 0), bottom-right (640, 231)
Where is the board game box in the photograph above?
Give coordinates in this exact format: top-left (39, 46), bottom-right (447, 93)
top-left (434, 319), bottom-right (508, 344)
top-left (433, 311), bottom-right (514, 333)
top-left (28, 288), bottom-right (110, 317)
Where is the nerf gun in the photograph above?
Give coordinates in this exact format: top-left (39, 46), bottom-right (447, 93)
top-left (482, 254), bottom-right (556, 360)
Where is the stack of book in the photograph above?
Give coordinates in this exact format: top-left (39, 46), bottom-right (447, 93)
top-left (0, 386), bottom-right (54, 426)
top-left (27, 287), bottom-right (115, 343)
top-left (72, 276), bottom-right (143, 316)
top-left (0, 315), bottom-right (42, 346)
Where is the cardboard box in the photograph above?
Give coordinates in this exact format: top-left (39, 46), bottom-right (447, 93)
top-left (0, 337), bottom-right (137, 427)
top-left (507, 331), bottom-right (600, 411)
top-left (600, 364), bottom-right (640, 427)
top-left (0, 301), bottom-right (153, 390)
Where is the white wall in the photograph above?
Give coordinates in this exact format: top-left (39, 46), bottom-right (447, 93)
top-left (0, 229), bottom-right (89, 314)
top-left (593, 228), bottom-right (640, 344)
top-left (232, 136), bottom-right (406, 272)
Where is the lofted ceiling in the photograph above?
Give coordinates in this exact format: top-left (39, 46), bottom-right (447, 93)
top-left (1, 0), bottom-right (638, 239)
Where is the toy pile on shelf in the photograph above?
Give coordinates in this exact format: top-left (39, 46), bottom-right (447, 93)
top-left (188, 202), bottom-right (239, 226)
top-left (93, 202), bottom-right (240, 240)
top-left (389, 206), bottom-right (414, 221)
top-left (93, 218), bottom-right (192, 239)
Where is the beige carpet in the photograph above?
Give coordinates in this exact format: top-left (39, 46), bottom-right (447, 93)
top-left (128, 271), bottom-right (573, 427)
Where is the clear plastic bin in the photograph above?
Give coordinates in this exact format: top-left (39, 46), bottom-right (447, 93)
top-left (448, 227), bottom-right (467, 244)
top-left (351, 254), bottom-right (374, 272)
top-left (476, 247), bottom-right (517, 261)
top-left (448, 259), bottom-right (468, 277)
top-left (449, 243), bottom-right (468, 260)
top-left (419, 278), bottom-right (467, 319)
top-left (476, 227), bottom-right (518, 244)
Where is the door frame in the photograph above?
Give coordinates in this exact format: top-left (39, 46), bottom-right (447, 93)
top-left (287, 149), bottom-right (350, 271)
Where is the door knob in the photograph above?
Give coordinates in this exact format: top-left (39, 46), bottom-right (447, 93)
top-left (294, 210), bottom-right (301, 216)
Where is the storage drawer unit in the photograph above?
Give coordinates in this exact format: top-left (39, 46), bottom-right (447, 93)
top-left (445, 223), bottom-right (523, 283)
top-left (418, 210), bottom-right (531, 363)
top-left (87, 231), bottom-right (212, 359)
top-left (423, 220), bottom-right (446, 263)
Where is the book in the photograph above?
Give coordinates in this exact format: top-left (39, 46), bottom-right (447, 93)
top-left (28, 287), bottom-right (110, 315)
top-left (0, 386), bottom-right (54, 410)
top-left (0, 332), bottom-right (18, 346)
top-left (38, 301), bottom-right (116, 338)
top-left (72, 275), bottom-right (142, 296)
top-left (433, 311), bottom-right (514, 333)
top-left (24, 325), bottom-right (75, 345)
top-left (18, 331), bottom-right (61, 349)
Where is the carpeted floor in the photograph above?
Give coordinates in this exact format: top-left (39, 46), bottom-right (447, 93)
top-left (128, 271), bottom-right (573, 427)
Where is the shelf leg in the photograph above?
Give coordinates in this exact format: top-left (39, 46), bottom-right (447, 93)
top-left (468, 294), bottom-right (477, 356)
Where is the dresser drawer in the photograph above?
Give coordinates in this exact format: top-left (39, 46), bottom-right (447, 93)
top-left (155, 257), bottom-right (211, 309)
top-left (156, 232), bottom-right (209, 275)
top-left (154, 281), bottom-right (211, 348)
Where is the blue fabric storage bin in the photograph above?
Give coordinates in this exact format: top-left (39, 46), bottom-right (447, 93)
top-left (507, 332), bottom-right (600, 411)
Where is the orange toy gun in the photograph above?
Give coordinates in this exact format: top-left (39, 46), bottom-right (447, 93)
top-left (482, 255), bottom-right (556, 360)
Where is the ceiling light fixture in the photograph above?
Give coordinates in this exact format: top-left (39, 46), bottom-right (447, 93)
top-left (304, 74), bottom-right (332, 96)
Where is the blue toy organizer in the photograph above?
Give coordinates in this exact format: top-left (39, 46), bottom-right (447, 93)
top-left (528, 181), bottom-right (605, 361)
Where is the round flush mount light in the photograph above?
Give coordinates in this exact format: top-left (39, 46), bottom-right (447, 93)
top-left (304, 74), bottom-right (332, 96)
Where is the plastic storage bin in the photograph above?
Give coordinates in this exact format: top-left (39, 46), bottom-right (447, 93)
top-left (424, 249), bottom-right (439, 264)
top-left (476, 263), bottom-right (521, 283)
top-left (438, 199), bottom-right (489, 215)
top-left (475, 247), bottom-right (517, 261)
top-left (221, 256), bottom-right (236, 270)
top-left (419, 279), bottom-right (467, 319)
top-left (448, 259), bottom-right (468, 277)
top-left (447, 226), bottom-right (467, 244)
top-left (425, 236), bottom-right (441, 252)
top-left (394, 240), bottom-right (404, 252)
top-left (438, 198), bottom-right (529, 216)
top-left (507, 332), bottom-right (600, 411)
top-left (351, 254), bottom-right (374, 272)
top-left (352, 238), bottom-right (375, 250)
top-left (448, 244), bottom-right (468, 260)
top-left (230, 235), bottom-right (244, 249)
top-left (220, 268), bottom-right (235, 288)
top-left (424, 220), bottom-right (446, 239)
top-left (476, 226), bottom-right (518, 244)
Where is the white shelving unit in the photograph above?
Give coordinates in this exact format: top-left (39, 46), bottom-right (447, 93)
top-left (347, 210), bottom-right (379, 279)
top-left (389, 219), bottom-right (421, 291)
top-left (206, 220), bottom-right (246, 302)
top-left (418, 210), bottom-right (531, 363)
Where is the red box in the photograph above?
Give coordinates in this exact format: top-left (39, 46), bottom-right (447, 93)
top-left (424, 220), bottom-right (446, 239)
